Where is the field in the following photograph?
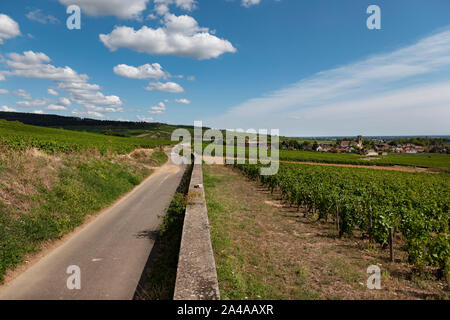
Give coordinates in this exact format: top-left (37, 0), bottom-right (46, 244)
top-left (279, 150), bottom-right (450, 170)
top-left (204, 165), bottom-right (449, 299)
top-left (201, 143), bottom-right (450, 171)
top-left (234, 162), bottom-right (450, 275)
top-left (0, 120), bottom-right (173, 154)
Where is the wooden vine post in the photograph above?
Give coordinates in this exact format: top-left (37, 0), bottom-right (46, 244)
top-left (388, 227), bottom-right (394, 262)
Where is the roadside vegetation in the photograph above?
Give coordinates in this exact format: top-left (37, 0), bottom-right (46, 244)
top-left (0, 120), bottom-right (170, 282)
top-left (203, 164), bottom-right (449, 299)
top-left (135, 163), bottom-right (193, 300)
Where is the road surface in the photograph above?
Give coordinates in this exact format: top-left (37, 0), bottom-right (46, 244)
top-left (0, 151), bottom-right (185, 300)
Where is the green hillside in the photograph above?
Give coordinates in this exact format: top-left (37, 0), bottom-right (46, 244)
top-left (0, 119), bottom-right (173, 154)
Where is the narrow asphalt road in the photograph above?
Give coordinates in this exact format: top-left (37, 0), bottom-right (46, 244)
top-left (0, 151), bottom-right (185, 300)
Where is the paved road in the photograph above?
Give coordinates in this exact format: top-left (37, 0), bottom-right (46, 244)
top-left (0, 151), bottom-right (185, 300)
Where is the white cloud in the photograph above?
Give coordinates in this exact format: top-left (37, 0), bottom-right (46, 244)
top-left (0, 105), bottom-right (16, 112)
top-left (58, 0), bottom-right (150, 19)
top-left (137, 115), bottom-right (154, 122)
top-left (208, 28), bottom-right (450, 136)
top-left (72, 109), bottom-right (105, 118)
top-left (12, 89), bottom-right (32, 100)
top-left (154, 0), bottom-right (197, 15)
top-left (46, 104), bottom-right (67, 111)
top-left (113, 63), bottom-right (167, 79)
top-left (26, 9), bottom-right (59, 24)
top-left (2, 51), bottom-right (123, 113)
top-left (146, 81), bottom-right (184, 93)
top-left (32, 110), bottom-right (44, 114)
top-left (242, 0), bottom-right (261, 7)
top-left (0, 14), bottom-right (21, 44)
top-left (0, 89), bottom-right (8, 94)
top-left (175, 98), bottom-right (190, 104)
top-left (48, 88), bottom-right (58, 96)
top-left (16, 99), bottom-right (47, 108)
top-left (149, 101), bottom-right (166, 114)
top-left (58, 97), bottom-right (71, 106)
top-left (100, 14), bottom-right (236, 59)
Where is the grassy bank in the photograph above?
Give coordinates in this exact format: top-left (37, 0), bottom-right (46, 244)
top-left (0, 147), bottom-right (168, 281)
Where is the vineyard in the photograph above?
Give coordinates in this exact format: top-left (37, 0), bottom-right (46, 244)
top-left (233, 162), bottom-right (450, 274)
top-left (0, 120), bottom-right (173, 154)
top-left (279, 150), bottom-right (450, 171)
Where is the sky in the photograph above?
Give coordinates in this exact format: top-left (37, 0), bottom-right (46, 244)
top-left (0, 0), bottom-right (449, 137)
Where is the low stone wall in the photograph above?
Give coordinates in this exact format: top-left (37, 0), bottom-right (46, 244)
top-left (173, 157), bottom-right (220, 300)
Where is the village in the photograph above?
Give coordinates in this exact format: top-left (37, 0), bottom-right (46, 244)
top-left (281, 136), bottom-right (449, 155)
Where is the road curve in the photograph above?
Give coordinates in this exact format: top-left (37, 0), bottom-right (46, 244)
top-left (0, 151), bottom-right (185, 300)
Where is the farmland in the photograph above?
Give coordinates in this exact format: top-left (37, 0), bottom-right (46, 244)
top-left (279, 150), bottom-right (450, 170)
top-left (0, 119), bottom-right (173, 154)
top-left (234, 162), bottom-right (450, 275)
top-left (202, 143), bottom-right (450, 171)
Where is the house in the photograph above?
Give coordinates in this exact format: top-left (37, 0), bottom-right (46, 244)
top-left (340, 136), bottom-right (363, 149)
top-left (316, 144), bottom-right (333, 152)
top-left (405, 148), bottom-right (417, 154)
top-left (364, 149), bottom-right (378, 156)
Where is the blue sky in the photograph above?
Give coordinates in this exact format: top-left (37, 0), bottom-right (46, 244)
top-left (0, 0), bottom-right (449, 136)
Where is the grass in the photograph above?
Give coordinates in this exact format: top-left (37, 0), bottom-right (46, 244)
top-left (135, 164), bottom-right (193, 300)
top-left (203, 165), bottom-right (320, 300)
top-left (203, 164), bottom-right (449, 300)
top-left (0, 148), bottom-right (168, 281)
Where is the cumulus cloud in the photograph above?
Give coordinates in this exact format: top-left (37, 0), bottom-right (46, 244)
top-left (58, 0), bottom-right (150, 19)
top-left (2, 51), bottom-right (123, 114)
top-left (58, 97), bottom-right (71, 106)
top-left (46, 104), bottom-right (67, 111)
top-left (32, 110), bottom-right (44, 114)
top-left (208, 28), bottom-right (450, 136)
top-left (113, 63), bottom-right (167, 79)
top-left (26, 9), bottom-right (59, 24)
top-left (72, 109), bottom-right (105, 118)
top-left (12, 89), bottom-right (32, 100)
top-left (100, 14), bottom-right (236, 59)
top-left (242, 0), bottom-right (261, 7)
top-left (0, 105), bottom-right (16, 112)
top-left (47, 88), bottom-right (58, 96)
top-left (175, 98), bottom-right (190, 104)
top-left (0, 89), bottom-right (8, 94)
top-left (146, 81), bottom-right (184, 93)
top-left (137, 115), bottom-right (154, 122)
top-left (15, 99), bottom-right (47, 108)
top-left (0, 14), bottom-right (21, 44)
top-left (154, 0), bottom-right (197, 15)
top-left (149, 101), bottom-right (166, 114)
